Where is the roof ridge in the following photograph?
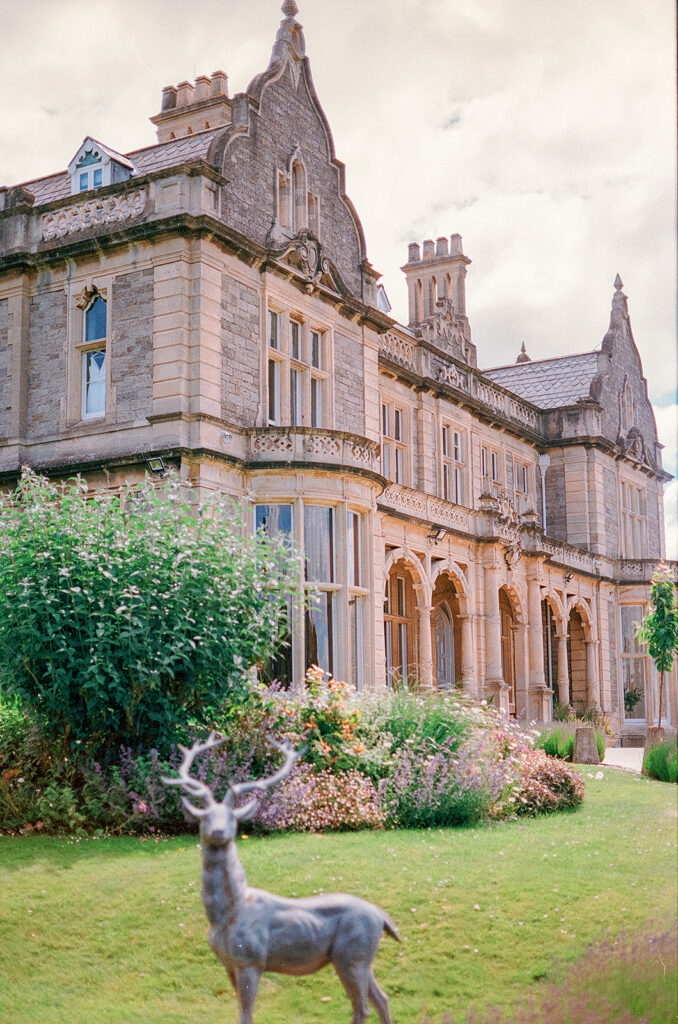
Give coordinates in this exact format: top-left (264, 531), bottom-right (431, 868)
top-left (484, 348), bottom-right (599, 372)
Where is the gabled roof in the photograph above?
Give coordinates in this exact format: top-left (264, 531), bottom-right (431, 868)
top-left (11, 126), bottom-right (225, 207)
top-left (68, 137), bottom-right (136, 175)
top-left (483, 351), bottom-right (601, 409)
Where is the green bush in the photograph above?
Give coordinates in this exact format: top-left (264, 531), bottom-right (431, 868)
top-left (537, 725), bottom-right (604, 762)
top-left (0, 471), bottom-right (297, 759)
top-left (643, 736), bottom-right (678, 783)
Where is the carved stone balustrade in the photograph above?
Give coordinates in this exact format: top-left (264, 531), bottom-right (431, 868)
top-left (41, 189), bottom-right (148, 240)
top-left (379, 331), bottom-right (416, 370)
top-left (617, 559), bottom-right (678, 584)
top-left (246, 427), bottom-right (381, 475)
top-left (379, 483), bottom-right (471, 533)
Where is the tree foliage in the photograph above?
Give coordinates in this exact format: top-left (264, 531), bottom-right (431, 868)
top-left (635, 567), bottom-right (678, 729)
top-left (0, 470), bottom-right (297, 757)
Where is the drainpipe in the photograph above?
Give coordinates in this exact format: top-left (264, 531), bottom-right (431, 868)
top-left (538, 453), bottom-right (551, 532)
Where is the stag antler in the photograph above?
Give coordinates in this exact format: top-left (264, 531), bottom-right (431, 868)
top-left (227, 736), bottom-right (301, 820)
top-left (162, 732), bottom-right (226, 818)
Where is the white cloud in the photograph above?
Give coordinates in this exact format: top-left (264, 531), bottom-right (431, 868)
top-left (663, 480), bottom-right (678, 562)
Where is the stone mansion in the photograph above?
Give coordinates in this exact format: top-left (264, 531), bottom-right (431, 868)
top-left (0, 1), bottom-right (674, 740)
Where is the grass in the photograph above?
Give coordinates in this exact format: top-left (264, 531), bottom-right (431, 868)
top-left (0, 768), bottom-right (676, 1024)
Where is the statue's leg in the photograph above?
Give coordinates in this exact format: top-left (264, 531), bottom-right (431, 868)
top-left (228, 969), bottom-right (238, 995)
top-left (368, 973), bottom-right (392, 1024)
top-left (333, 961), bottom-right (371, 1024)
top-left (236, 967), bottom-right (260, 1024)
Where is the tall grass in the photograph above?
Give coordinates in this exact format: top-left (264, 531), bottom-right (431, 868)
top-left (643, 736), bottom-right (678, 783)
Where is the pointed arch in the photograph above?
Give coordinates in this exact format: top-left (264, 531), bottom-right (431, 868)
top-left (384, 546), bottom-right (430, 605)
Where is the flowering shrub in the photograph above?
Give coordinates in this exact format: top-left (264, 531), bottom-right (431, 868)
top-left (378, 736), bottom-right (490, 828)
top-left (266, 667), bottom-right (364, 772)
top-left (507, 747), bottom-right (585, 816)
top-left (255, 764), bottom-right (385, 832)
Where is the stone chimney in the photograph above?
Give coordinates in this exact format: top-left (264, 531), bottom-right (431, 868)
top-left (150, 71), bottom-right (232, 143)
top-left (401, 233), bottom-right (471, 326)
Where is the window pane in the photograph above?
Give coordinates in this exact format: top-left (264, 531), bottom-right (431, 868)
top-left (399, 622), bottom-right (408, 681)
top-left (349, 595), bottom-right (363, 690)
top-left (255, 504), bottom-right (292, 540)
top-left (93, 168), bottom-right (102, 188)
top-left (83, 349), bottom-right (105, 416)
top-left (311, 377), bottom-right (322, 428)
top-left (79, 172), bottom-right (88, 191)
top-left (623, 658), bottom-right (646, 720)
top-left (347, 510), bottom-right (361, 587)
top-left (311, 330), bottom-right (322, 369)
top-left (481, 447), bottom-right (487, 477)
top-left (382, 403), bottom-right (389, 437)
top-left (395, 447), bottom-right (403, 484)
top-left (290, 320), bottom-right (301, 361)
top-left (268, 310), bottom-right (279, 349)
top-left (443, 463), bottom-right (450, 501)
top-left (491, 452), bottom-right (498, 481)
top-left (394, 408), bottom-right (402, 441)
top-left (442, 426), bottom-right (449, 458)
top-left (304, 505), bottom-right (334, 583)
top-left (268, 359), bottom-right (280, 423)
top-left (620, 606), bottom-right (643, 654)
top-left (85, 295), bottom-right (106, 341)
top-left (290, 368), bottom-right (301, 426)
top-left (455, 467), bottom-right (463, 504)
top-left (397, 576), bottom-right (406, 617)
top-left (382, 442), bottom-right (390, 479)
top-left (305, 591), bottom-right (334, 675)
top-left (453, 431), bottom-right (461, 462)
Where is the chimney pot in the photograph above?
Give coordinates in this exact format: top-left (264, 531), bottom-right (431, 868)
top-left (161, 86), bottom-right (177, 112)
top-left (449, 233), bottom-right (463, 256)
top-left (408, 242), bottom-right (421, 263)
top-left (436, 236), bottom-right (448, 257)
top-left (194, 75), bottom-right (211, 101)
top-left (210, 71), bottom-right (229, 97)
top-left (176, 81), bottom-right (195, 106)
top-left (422, 239), bottom-right (435, 260)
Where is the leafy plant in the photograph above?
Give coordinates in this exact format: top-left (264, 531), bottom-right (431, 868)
top-left (0, 470), bottom-right (298, 758)
top-left (635, 568), bottom-right (678, 730)
top-left (642, 735), bottom-right (678, 783)
top-left (536, 725), bottom-right (605, 762)
top-left (255, 765), bottom-right (385, 832)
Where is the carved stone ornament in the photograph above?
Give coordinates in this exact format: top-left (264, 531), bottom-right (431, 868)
top-left (504, 542), bottom-right (521, 569)
top-left (418, 299), bottom-right (475, 366)
top-left (162, 734), bottom-right (400, 1024)
top-left (270, 233), bottom-right (345, 294)
top-left (41, 189), bottom-right (147, 241)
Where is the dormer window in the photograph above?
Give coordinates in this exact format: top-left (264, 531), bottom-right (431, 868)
top-left (68, 137), bottom-right (135, 196)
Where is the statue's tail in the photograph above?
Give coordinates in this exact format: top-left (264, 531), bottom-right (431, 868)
top-left (382, 914), bottom-right (401, 942)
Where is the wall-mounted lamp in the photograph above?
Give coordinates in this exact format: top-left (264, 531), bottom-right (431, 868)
top-left (146, 456), bottom-right (168, 477)
top-left (428, 524), bottom-right (448, 543)
top-left (564, 572), bottom-right (574, 584)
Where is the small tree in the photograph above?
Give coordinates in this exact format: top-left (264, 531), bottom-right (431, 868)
top-left (0, 470), bottom-right (298, 757)
top-left (635, 568), bottom-right (678, 732)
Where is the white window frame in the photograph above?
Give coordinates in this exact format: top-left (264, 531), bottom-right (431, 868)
top-left (441, 422), bottom-right (465, 504)
top-left (77, 291), bottom-right (108, 421)
top-left (381, 400), bottom-right (409, 485)
top-left (266, 309), bottom-right (330, 429)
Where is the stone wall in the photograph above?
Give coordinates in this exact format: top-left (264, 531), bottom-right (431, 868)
top-left (602, 461), bottom-right (620, 558)
top-left (111, 269), bottom-right (153, 422)
top-left (26, 288), bottom-right (66, 438)
top-left (0, 299), bottom-right (9, 439)
top-left (221, 272), bottom-right (261, 425)
top-left (334, 332), bottom-right (364, 434)
top-left (220, 63), bottom-right (364, 299)
top-left (545, 456), bottom-right (567, 540)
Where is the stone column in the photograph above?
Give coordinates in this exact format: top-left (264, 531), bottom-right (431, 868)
top-left (585, 639), bottom-right (600, 710)
top-left (484, 565), bottom-right (508, 711)
top-left (416, 602), bottom-right (434, 689)
top-left (556, 632), bottom-right (570, 706)
top-left (459, 614), bottom-right (475, 693)
top-left (527, 574), bottom-right (551, 719)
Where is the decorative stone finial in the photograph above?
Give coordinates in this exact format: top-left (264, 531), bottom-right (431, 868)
top-left (282, 0), bottom-right (299, 15)
top-left (516, 341), bottom-right (531, 363)
top-left (614, 273), bottom-right (623, 291)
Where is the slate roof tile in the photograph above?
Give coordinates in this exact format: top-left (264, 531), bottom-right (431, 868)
top-left (483, 351), bottom-right (600, 409)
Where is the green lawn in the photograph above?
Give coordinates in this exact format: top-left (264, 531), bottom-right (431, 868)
top-left (0, 768), bottom-right (675, 1024)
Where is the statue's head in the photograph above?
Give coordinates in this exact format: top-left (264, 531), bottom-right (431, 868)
top-left (162, 733), bottom-right (299, 846)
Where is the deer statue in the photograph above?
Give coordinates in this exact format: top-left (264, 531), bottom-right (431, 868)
top-left (163, 733), bottom-right (400, 1024)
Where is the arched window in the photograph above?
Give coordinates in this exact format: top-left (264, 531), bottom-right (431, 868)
top-left (81, 293), bottom-right (107, 418)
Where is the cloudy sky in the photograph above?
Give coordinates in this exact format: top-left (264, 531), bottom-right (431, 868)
top-left (1, 0), bottom-right (675, 554)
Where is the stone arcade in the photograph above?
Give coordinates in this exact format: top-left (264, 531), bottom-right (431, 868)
top-left (0, 1), bottom-right (675, 741)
